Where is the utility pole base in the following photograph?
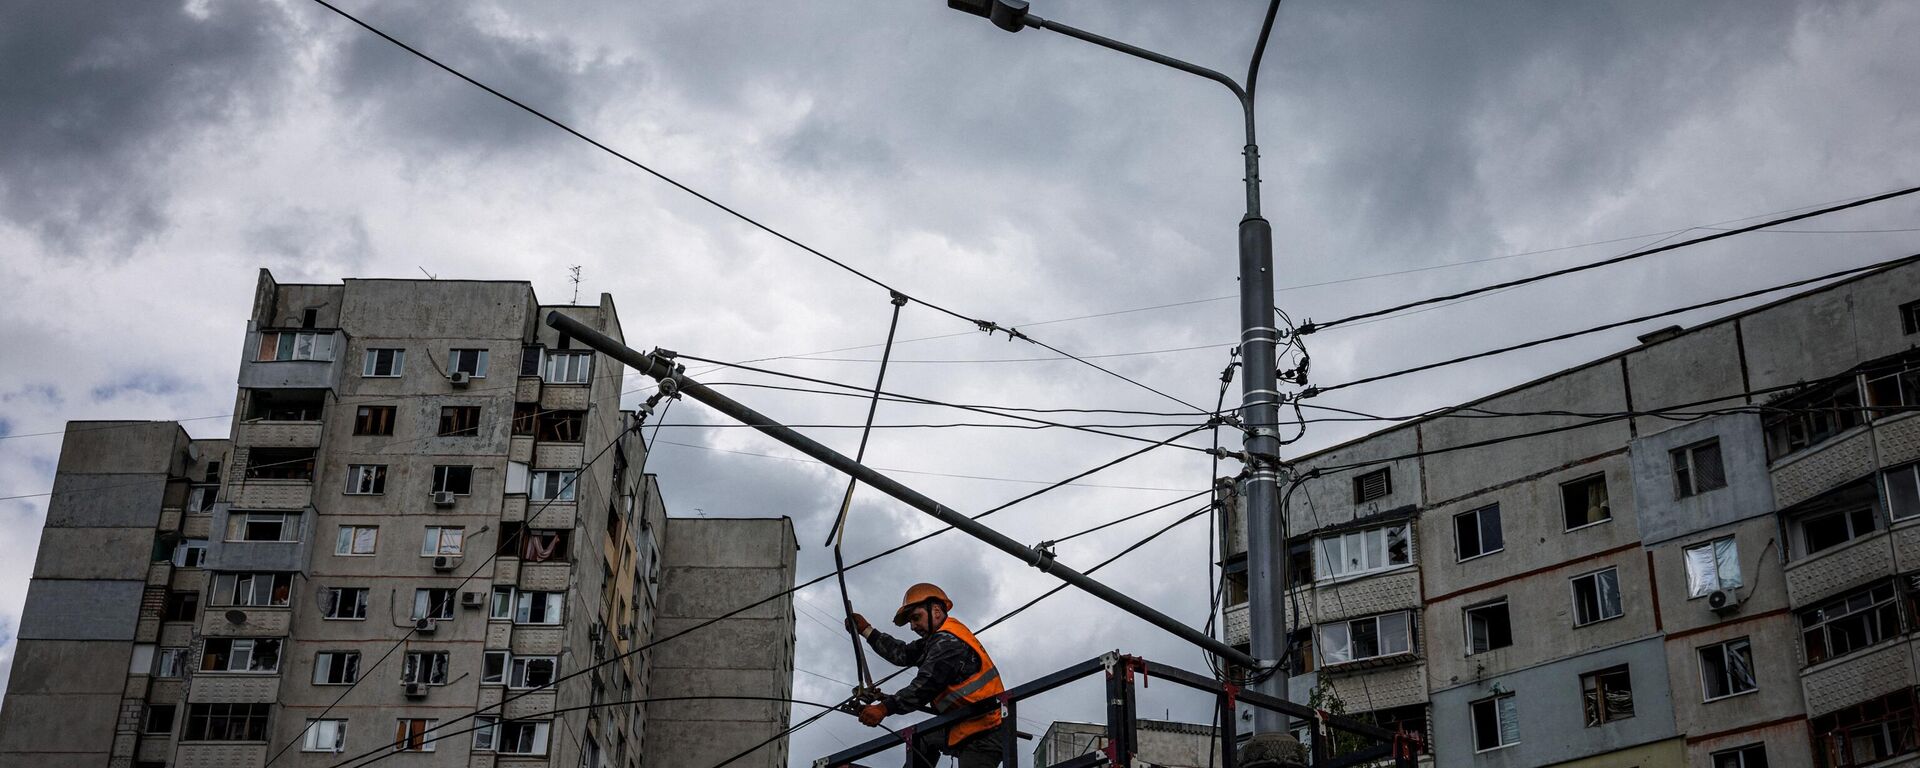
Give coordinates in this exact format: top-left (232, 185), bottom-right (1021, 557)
top-left (1239, 732), bottom-right (1309, 768)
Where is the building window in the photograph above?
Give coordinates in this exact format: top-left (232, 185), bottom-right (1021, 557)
top-left (1812, 688), bottom-right (1916, 767)
top-left (1571, 568), bottom-right (1623, 626)
top-left (1470, 694), bottom-right (1519, 752)
top-left (521, 346), bottom-right (545, 377)
top-left (1903, 301), bottom-right (1920, 335)
top-left (313, 651), bottom-right (360, 685)
top-left (256, 331), bottom-right (334, 362)
top-left (512, 402), bottom-right (538, 435)
top-left (1710, 744), bottom-right (1768, 768)
top-left (244, 448), bottom-right (315, 481)
top-left (162, 591), bottom-right (198, 622)
top-left (508, 656), bottom-right (558, 689)
top-left (1801, 581), bottom-right (1902, 665)
top-left (156, 647), bottom-right (190, 678)
top-left (320, 587), bottom-right (368, 620)
top-left (1866, 359), bottom-right (1920, 417)
top-left (1673, 439), bottom-right (1728, 498)
top-left (183, 703), bottom-right (272, 741)
top-left (1699, 638), bottom-right (1758, 700)
top-left (448, 348), bottom-right (489, 377)
top-left (438, 406), bottom-right (481, 436)
top-left (226, 511), bottom-right (298, 542)
top-left (300, 719), bottom-right (348, 753)
top-left (1885, 463), bottom-right (1920, 521)
top-left (1313, 523), bottom-right (1411, 580)
top-left (421, 526), bottom-right (465, 556)
top-left (200, 638), bottom-right (282, 673)
top-left (353, 406), bottom-right (396, 436)
top-left (402, 652), bottom-right (449, 686)
top-left (412, 589), bottom-right (456, 621)
top-left (344, 464), bottom-right (386, 495)
top-left (482, 651), bottom-right (509, 684)
top-left (1685, 537), bottom-right (1743, 598)
top-left (335, 525), bottom-right (378, 556)
top-left (1465, 600), bottom-right (1512, 655)
top-left (173, 539), bottom-right (209, 567)
top-left (394, 718), bottom-right (438, 752)
top-left (187, 485), bottom-right (217, 512)
top-left (530, 470), bottom-right (578, 502)
top-left (1454, 503), bottom-right (1503, 561)
top-left (145, 704), bottom-right (177, 735)
top-left (515, 591), bottom-right (563, 625)
top-left (362, 348), bottom-right (405, 378)
top-left (1318, 612), bottom-right (1413, 666)
top-left (1352, 468), bottom-right (1391, 504)
top-left (535, 410), bottom-right (586, 442)
top-left (545, 351), bottom-right (592, 384)
top-left (209, 572), bottom-right (292, 606)
top-left (1579, 666), bottom-right (1634, 726)
top-left (431, 465), bottom-right (474, 495)
top-left (1794, 499), bottom-right (1879, 558)
top-left (489, 586), bottom-right (516, 620)
top-left (497, 720), bottom-right (551, 756)
top-left (1561, 474), bottom-right (1611, 530)
top-left (1765, 382), bottom-right (1865, 460)
top-left (513, 528), bottom-right (569, 562)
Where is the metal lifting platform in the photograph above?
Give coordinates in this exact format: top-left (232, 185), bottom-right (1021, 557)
top-left (814, 652), bottom-right (1422, 768)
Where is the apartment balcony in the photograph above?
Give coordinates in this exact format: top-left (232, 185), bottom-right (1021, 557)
top-left (522, 502), bottom-right (574, 529)
top-left (501, 495), bottom-right (528, 522)
top-left (199, 606), bottom-right (290, 637)
top-left (511, 626), bottom-right (566, 656)
top-left (226, 480), bottom-right (311, 510)
top-left (174, 744), bottom-right (266, 768)
top-left (234, 419), bottom-right (322, 449)
top-left (1784, 528), bottom-right (1893, 606)
top-left (503, 690), bottom-right (558, 720)
top-left (540, 383), bottom-right (590, 411)
top-left (159, 507), bottom-right (182, 532)
top-left (519, 562), bottom-right (571, 592)
top-left (534, 442), bottom-right (584, 468)
top-left (516, 376), bottom-right (542, 403)
top-left (1312, 567), bottom-right (1421, 623)
top-left (203, 508), bottom-right (311, 572)
top-left (1772, 425), bottom-right (1875, 509)
top-left (1225, 601), bottom-right (1250, 646)
top-left (147, 561), bottom-right (172, 586)
top-left (1318, 661), bottom-right (1428, 711)
top-left (237, 329), bottom-right (345, 390)
top-left (186, 674), bottom-right (281, 704)
top-left (510, 435), bottom-right (535, 464)
top-left (495, 557), bottom-right (520, 584)
top-left (182, 513), bottom-right (212, 539)
top-left (1801, 637), bottom-right (1915, 717)
top-left (136, 738), bottom-right (173, 764)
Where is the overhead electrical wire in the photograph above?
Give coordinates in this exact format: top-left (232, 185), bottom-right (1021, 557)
top-left (651, 437), bottom-right (1203, 492)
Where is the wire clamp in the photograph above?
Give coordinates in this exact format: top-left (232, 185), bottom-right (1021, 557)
top-left (888, 291), bottom-right (910, 307)
top-left (1296, 319), bottom-right (1317, 336)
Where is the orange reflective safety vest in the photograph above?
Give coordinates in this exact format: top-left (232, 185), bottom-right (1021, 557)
top-left (929, 617), bottom-right (1004, 746)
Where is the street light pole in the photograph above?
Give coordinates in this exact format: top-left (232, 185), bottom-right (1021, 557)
top-left (948, 0), bottom-right (1294, 739)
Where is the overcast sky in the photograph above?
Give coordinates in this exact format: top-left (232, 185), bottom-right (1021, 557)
top-left (3, 0), bottom-right (1919, 763)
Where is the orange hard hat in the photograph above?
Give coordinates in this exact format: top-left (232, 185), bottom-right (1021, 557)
top-left (892, 582), bottom-right (953, 626)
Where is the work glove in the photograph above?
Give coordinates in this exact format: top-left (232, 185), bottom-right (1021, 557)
top-left (845, 613), bottom-right (871, 637)
top-left (858, 702), bottom-right (888, 728)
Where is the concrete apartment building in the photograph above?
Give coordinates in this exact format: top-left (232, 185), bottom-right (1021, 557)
top-left (0, 270), bottom-right (797, 768)
top-left (1223, 260), bottom-right (1920, 767)
top-left (1033, 719), bottom-right (1222, 767)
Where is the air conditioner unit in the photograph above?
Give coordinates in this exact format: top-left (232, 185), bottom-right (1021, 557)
top-left (460, 591), bottom-right (484, 609)
top-left (449, 371), bottom-right (471, 387)
top-left (1708, 588), bottom-right (1740, 614)
top-left (403, 681), bottom-right (427, 699)
top-left (433, 491), bottom-right (457, 507)
top-left (432, 555), bottom-right (461, 572)
top-left (414, 618), bottom-right (438, 634)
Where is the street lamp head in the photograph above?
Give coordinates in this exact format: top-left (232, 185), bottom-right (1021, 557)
top-left (947, 0), bottom-right (1030, 33)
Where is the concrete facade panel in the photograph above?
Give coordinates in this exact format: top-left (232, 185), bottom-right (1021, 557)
top-left (1771, 427), bottom-right (1875, 509)
top-left (655, 568), bottom-right (790, 620)
top-left (1784, 530), bottom-right (1892, 606)
top-left (17, 579), bottom-right (145, 640)
top-left (1625, 322), bottom-right (1747, 439)
top-left (54, 422), bottom-right (183, 475)
top-left (539, 385), bottom-right (590, 412)
top-left (532, 443), bottom-right (584, 469)
top-left (518, 563), bottom-right (570, 592)
top-left (0, 692), bottom-right (120, 755)
top-left (509, 436), bottom-right (534, 465)
top-left (1800, 638), bottom-right (1914, 716)
top-left (186, 674), bottom-right (282, 703)
top-left (1650, 518), bottom-right (1791, 637)
top-left (45, 472), bottom-right (166, 528)
top-left (32, 528), bottom-right (157, 580)
top-left (225, 481), bottom-right (312, 510)
top-left (515, 377), bottom-right (541, 402)
top-left (1739, 289), bottom-right (1864, 391)
top-left (234, 420), bottom-right (323, 448)
top-left (485, 621), bottom-right (512, 649)
top-left (494, 557), bottom-right (520, 584)
top-left (1685, 720), bottom-right (1814, 768)
top-left (1662, 615), bottom-right (1806, 737)
top-left (1430, 636), bottom-right (1676, 768)
top-left (1544, 737), bottom-right (1684, 767)
top-left (236, 342), bottom-right (344, 390)
top-left (173, 743), bottom-right (269, 768)
top-left (1629, 414), bottom-right (1774, 546)
top-left (199, 607), bottom-right (291, 637)
top-left (147, 561), bottom-right (172, 585)
top-left (182, 513), bottom-right (211, 539)
top-left (1312, 568), bottom-right (1420, 623)
top-left (1426, 550), bottom-right (1656, 688)
top-left (502, 690), bottom-right (556, 720)
top-left (511, 627), bottom-right (566, 656)
top-left (1420, 364), bottom-right (1632, 504)
top-left (651, 618), bottom-right (788, 670)
top-left (500, 495), bottom-right (527, 522)
top-left (338, 278), bottom-right (531, 339)
top-left (4, 640), bottom-right (134, 694)
top-left (1324, 663), bottom-right (1427, 711)
top-left (522, 502), bottom-right (573, 529)
top-left (1225, 602), bottom-right (1249, 646)
top-left (1881, 412), bottom-right (1920, 468)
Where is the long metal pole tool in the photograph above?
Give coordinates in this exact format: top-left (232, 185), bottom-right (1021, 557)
top-left (826, 292), bottom-right (909, 702)
top-left (546, 311), bottom-right (1261, 669)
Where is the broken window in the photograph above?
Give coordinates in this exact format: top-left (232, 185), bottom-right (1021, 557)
top-left (313, 651), bottom-right (360, 685)
top-left (1699, 638), bottom-right (1758, 700)
top-left (1317, 611), bottom-right (1413, 666)
top-left (1465, 600), bottom-right (1512, 655)
top-left (1865, 358), bottom-right (1920, 417)
top-left (1571, 568), bottom-right (1623, 626)
top-left (394, 718), bottom-right (438, 752)
top-left (1765, 382), bottom-right (1865, 460)
top-left (1314, 523), bottom-right (1411, 579)
top-left (544, 351), bottom-right (592, 384)
top-left (320, 587), bottom-right (368, 620)
top-left (144, 704), bottom-right (176, 735)
top-left (431, 465), bottom-right (473, 495)
top-left (1886, 463), bottom-right (1920, 521)
top-left (187, 485), bottom-right (217, 512)
top-left (243, 448), bottom-right (315, 481)
top-left (362, 348), bottom-right (405, 377)
top-left (512, 403), bottom-right (538, 436)
top-left (1811, 688), bottom-right (1917, 767)
top-left (1801, 581), bottom-right (1902, 665)
top-left (172, 539), bottom-right (208, 568)
top-left (1579, 665), bottom-right (1634, 726)
top-left (1672, 439), bottom-right (1728, 498)
top-left (402, 651), bottom-right (449, 685)
top-left (354, 405), bottom-right (396, 436)
top-left (156, 648), bottom-right (190, 678)
top-left (335, 525), bottom-right (377, 556)
top-left (536, 410), bottom-right (586, 442)
top-left (182, 703), bottom-right (272, 741)
top-left (225, 511), bottom-right (298, 542)
top-left (1454, 504), bottom-right (1503, 560)
top-left (344, 464), bottom-right (386, 495)
top-left (1561, 473), bottom-right (1611, 530)
top-left (521, 346), bottom-right (544, 377)
top-left (530, 470), bottom-right (578, 502)
top-left (1685, 537), bottom-right (1743, 598)
top-left (209, 572), bottom-right (293, 606)
top-left (1710, 744), bottom-right (1768, 768)
top-left (421, 527), bottom-right (464, 556)
top-left (508, 656), bottom-right (558, 689)
top-left (162, 591), bottom-right (198, 622)
top-left (438, 406), bottom-right (481, 436)
top-left (412, 589), bottom-right (456, 621)
top-left (301, 719), bottom-right (347, 753)
top-left (255, 331), bottom-right (334, 362)
top-left (1795, 502), bottom-right (1879, 557)
top-left (1470, 694), bottom-right (1518, 752)
top-left (448, 348), bottom-right (489, 377)
top-left (200, 638), bottom-right (282, 673)
top-left (483, 651), bottom-right (510, 684)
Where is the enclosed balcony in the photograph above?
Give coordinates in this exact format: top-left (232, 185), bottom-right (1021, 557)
top-left (233, 389), bottom-right (325, 448)
top-left (237, 329), bottom-right (344, 390)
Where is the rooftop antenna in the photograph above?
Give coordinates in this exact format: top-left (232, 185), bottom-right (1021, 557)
top-left (568, 265), bottom-right (583, 303)
top-left (417, 266), bottom-right (437, 280)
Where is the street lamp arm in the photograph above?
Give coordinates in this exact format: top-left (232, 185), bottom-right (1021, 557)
top-left (1025, 13), bottom-right (1248, 105)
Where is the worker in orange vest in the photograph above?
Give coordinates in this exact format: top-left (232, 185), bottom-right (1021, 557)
top-left (847, 583), bottom-right (1006, 768)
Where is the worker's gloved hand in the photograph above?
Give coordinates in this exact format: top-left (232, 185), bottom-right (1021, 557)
top-left (857, 702), bottom-right (888, 727)
top-left (845, 613), bottom-right (871, 637)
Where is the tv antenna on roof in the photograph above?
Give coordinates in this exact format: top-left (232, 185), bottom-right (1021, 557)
top-left (569, 265), bottom-right (583, 303)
